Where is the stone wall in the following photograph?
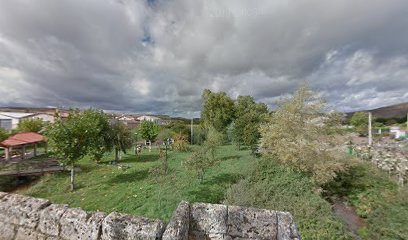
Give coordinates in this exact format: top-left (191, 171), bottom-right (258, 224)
top-left (0, 192), bottom-right (301, 240)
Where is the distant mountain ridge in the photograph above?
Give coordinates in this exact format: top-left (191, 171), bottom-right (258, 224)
top-left (347, 102), bottom-right (408, 119)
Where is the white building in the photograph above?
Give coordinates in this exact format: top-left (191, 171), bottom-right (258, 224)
top-left (390, 127), bottom-right (407, 139)
top-left (0, 112), bottom-right (55, 131)
top-left (28, 113), bottom-right (56, 123)
top-left (136, 115), bottom-right (165, 125)
top-left (0, 112), bottom-right (36, 130)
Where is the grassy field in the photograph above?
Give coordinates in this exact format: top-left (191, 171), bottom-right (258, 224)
top-left (20, 145), bottom-right (254, 221)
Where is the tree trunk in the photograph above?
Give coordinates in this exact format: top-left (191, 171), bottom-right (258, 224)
top-left (115, 148), bottom-right (119, 163)
top-left (70, 163), bottom-right (75, 191)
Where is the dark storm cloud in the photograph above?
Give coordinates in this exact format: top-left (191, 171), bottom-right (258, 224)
top-left (0, 0), bottom-right (408, 117)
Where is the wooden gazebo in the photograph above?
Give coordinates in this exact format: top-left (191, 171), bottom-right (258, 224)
top-left (0, 132), bottom-right (47, 161)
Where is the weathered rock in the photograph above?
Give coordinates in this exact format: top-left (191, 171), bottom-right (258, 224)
top-left (0, 222), bottom-right (16, 240)
top-left (162, 201), bottom-right (189, 240)
top-left (189, 203), bottom-right (228, 239)
top-left (227, 205), bottom-right (278, 239)
top-left (37, 204), bottom-right (68, 237)
top-left (0, 193), bottom-right (301, 240)
top-left (0, 192), bottom-right (8, 199)
top-left (0, 193), bottom-right (50, 228)
top-left (59, 208), bottom-right (105, 240)
top-left (277, 212), bottom-right (301, 240)
top-left (15, 227), bottom-right (47, 240)
top-left (101, 212), bottom-right (165, 240)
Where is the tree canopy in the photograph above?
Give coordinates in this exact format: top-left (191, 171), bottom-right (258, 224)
top-left (201, 89), bottom-right (235, 132)
top-left (17, 118), bottom-right (44, 133)
top-left (138, 120), bottom-right (160, 142)
top-left (232, 95), bottom-right (269, 152)
top-left (46, 109), bottom-right (109, 190)
top-left (259, 84), bottom-right (350, 185)
top-left (350, 112), bottom-right (369, 136)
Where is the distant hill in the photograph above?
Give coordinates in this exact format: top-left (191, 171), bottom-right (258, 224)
top-left (346, 102), bottom-right (408, 119)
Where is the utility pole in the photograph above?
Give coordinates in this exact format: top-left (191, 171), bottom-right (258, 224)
top-left (368, 112), bottom-right (372, 147)
top-left (191, 118), bottom-right (193, 145)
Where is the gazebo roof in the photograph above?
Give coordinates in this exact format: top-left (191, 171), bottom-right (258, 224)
top-left (0, 132), bottom-right (46, 148)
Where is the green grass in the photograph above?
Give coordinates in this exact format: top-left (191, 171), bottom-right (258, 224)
top-left (21, 145), bottom-right (253, 221)
top-left (324, 162), bottom-right (408, 240)
top-left (225, 159), bottom-right (352, 240)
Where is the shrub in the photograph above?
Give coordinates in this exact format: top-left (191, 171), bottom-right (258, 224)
top-left (225, 159), bottom-right (351, 239)
top-left (173, 133), bottom-right (189, 152)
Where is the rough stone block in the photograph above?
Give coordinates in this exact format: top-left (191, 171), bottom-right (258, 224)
top-left (0, 193), bottom-right (50, 228)
top-left (15, 227), bottom-right (46, 240)
top-left (0, 192), bottom-right (8, 199)
top-left (277, 212), bottom-right (301, 240)
top-left (189, 203), bottom-right (228, 238)
top-left (0, 222), bottom-right (16, 240)
top-left (162, 201), bottom-right (189, 240)
top-left (60, 208), bottom-right (105, 240)
top-left (101, 212), bottom-right (164, 240)
top-left (227, 205), bottom-right (278, 239)
top-left (38, 204), bottom-right (68, 237)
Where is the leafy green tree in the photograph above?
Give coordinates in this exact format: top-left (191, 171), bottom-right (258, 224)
top-left (232, 96), bottom-right (269, 152)
top-left (0, 128), bottom-right (9, 142)
top-left (350, 112), bottom-right (369, 136)
top-left (259, 84), bottom-right (351, 185)
top-left (86, 111), bottom-right (111, 163)
top-left (17, 118), bottom-right (44, 133)
top-left (185, 127), bottom-right (223, 182)
top-left (109, 121), bottom-right (133, 163)
top-left (46, 109), bottom-right (104, 191)
top-left (201, 89), bottom-right (235, 132)
top-left (138, 121), bottom-right (159, 151)
top-left (138, 121), bottom-right (160, 141)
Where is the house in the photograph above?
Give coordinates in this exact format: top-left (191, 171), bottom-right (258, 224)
top-left (136, 115), bottom-right (166, 125)
top-left (0, 112), bottom-right (57, 131)
top-left (390, 127), bottom-right (407, 139)
top-left (0, 112), bottom-right (37, 130)
top-left (27, 113), bottom-right (56, 123)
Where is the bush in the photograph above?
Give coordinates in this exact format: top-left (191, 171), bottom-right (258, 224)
top-left (323, 161), bottom-right (408, 239)
top-left (173, 133), bottom-right (189, 152)
top-left (367, 188), bottom-right (408, 240)
top-left (225, 159), bottom-right (351, 239)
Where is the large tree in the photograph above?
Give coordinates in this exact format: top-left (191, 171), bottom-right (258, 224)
top-left (232, 96), bottom-right (269, 152)
top-left (109, 121), bottom-right (133, 163)
top-left (201, 89), bottom-right (235, 132)
top-left (87, 111), bottom-right (112, 163)
top-left (47, 109), bottom-right (106, 191)
top-left (259, 84), bottom-right (350, 185)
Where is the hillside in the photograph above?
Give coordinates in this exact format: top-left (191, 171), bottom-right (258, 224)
top-left (347, 102), bottom-right (408, 119)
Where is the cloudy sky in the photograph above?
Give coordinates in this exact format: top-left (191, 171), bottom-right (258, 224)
top-left (0, 0), bottom-right (407, 117)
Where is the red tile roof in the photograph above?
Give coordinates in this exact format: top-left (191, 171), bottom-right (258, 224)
top-left (0, 132), bottom-right (46, 148)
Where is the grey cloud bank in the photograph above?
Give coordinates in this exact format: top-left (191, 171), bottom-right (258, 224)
top-left (0, 0), bottom-right (407, 117)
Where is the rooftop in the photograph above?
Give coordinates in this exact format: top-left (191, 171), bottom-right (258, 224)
top-left (0, 132), bottom-right (46, 148)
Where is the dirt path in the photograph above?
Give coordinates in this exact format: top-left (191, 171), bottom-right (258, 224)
top-left (332, 198), bottom-right (366, 239)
